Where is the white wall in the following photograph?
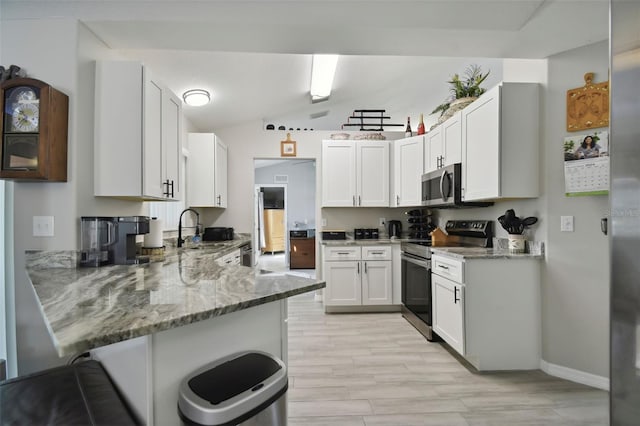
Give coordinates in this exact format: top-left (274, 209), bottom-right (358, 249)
top-left (1, 19), bottom-right (146, 375)
top-left (542, 41), bottom-right (609, 378)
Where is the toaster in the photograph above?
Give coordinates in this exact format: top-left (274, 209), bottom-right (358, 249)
top-left (203, 227), bottom-right (234, 241)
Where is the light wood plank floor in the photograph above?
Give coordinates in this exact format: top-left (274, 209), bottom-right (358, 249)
top-left (287, 292), bottom-right (609, 426)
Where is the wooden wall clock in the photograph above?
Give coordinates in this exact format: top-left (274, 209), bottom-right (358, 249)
top-left (0, 77), bottom-right (68, 181)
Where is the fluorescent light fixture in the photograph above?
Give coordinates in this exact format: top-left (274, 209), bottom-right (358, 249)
top-left (310, 54), bottom-right (338, 102)
top-left (183, 89), bottom-right (210, 106)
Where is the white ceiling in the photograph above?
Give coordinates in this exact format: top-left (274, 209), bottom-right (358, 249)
top-left (2, 0), bottom-right (610, 131)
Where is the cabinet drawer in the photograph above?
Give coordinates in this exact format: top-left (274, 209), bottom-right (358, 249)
top-left (361, 245), bottom-right (391, 261)
top-left (432, 255), bottom-right (464, 283)
top-left (324, 246), bottom-right (360, 261)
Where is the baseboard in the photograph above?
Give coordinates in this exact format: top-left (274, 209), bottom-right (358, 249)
top-left (540, 359), bottom-right (610, 391)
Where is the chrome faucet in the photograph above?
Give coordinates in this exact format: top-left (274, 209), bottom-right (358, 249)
top-left (178, 208), bottom-right (201, 248)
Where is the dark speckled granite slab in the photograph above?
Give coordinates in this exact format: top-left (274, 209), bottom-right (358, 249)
top-left (25, 237), bottom-right (324, 357)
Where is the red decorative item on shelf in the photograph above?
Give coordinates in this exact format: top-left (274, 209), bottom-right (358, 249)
top-left (417, 113), bottom-right (426, 135)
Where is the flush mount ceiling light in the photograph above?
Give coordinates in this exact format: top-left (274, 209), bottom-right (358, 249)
top-left (183, 89), bottom-right (210, 107)
top-left (310, 54), bottom-right (339, 103)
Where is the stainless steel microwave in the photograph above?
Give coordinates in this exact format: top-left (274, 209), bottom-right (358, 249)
top-left (421, 163), bottom-right (493, 208)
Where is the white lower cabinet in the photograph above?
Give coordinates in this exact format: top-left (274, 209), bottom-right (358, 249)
top-left (432, 274), bottom-right (465, 355)
top-left (323, 245), bottom-right (392, 308)
top-left (431, 253), bottom-right (541, 371)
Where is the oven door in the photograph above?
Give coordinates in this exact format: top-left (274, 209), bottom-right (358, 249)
top-left (401, 252), bottom-right (432, 325)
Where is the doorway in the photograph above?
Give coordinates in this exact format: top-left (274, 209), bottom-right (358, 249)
top-left (253, 159), bottom-right (316, 277)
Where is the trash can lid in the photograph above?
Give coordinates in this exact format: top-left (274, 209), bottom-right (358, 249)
top-left (188, 352), bottom-right (282, 404)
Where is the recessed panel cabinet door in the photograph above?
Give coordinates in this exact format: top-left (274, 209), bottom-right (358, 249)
top-left (143, 69), bottom-right (163, 199)
top-left (392, 136), bottom-right (424, 207)
top-left (362, 260), bottom-right (392, 305)
top-left (162, 89), bottom-right (182, 200)
top-left (322, 141), bottom-right (356, 207)
top-left (324, 261), bottom-right (361, 305)
top-left (432, 274), bottom-right (465, 355)
top-left (357, 141), bottom-right (389, 207)
top-left (214, 139), bottom-right (228, 208)
top-left (462, 85), bottom-right (500, 201)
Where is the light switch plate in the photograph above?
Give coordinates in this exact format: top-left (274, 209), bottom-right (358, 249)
top-left (321, 218), bottom-right (327, 227)
top-left (33, 216), bottom-right (54, 237)
top-left (379, 217), bottom-right (386, 227)
top-left (561, 215), bottom-right (574, 232)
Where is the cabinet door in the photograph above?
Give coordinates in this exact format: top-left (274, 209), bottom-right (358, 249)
top-left (324, 261), bottom-right (361, 306)
top-left (142, 68), bottom-right (164, 199)
top-left (393, 136), bottom-right (424, 207)
top-left (322, 141), bottom-right (356, 207)
top-left (462, 85), bottom-right (500, 201)
top-left (162, 88), bottom-right (182, 201)
top-left (214, 139), bottom-right (228, 208)
top-left (187, 133), bottom-right (216, 207)
top-left (425, 127), bottom-right (442, 174)
top-left (432, 274), bottom-right (465, 355)
top-left (442, 111), bottom-right (462, 167)
top-left (362, 260), bottom-right (392, 305)
top-left (357, 141), bottom-right (389, 207)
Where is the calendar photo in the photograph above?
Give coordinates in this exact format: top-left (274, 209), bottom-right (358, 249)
top-left (563, 131), bottom-right (609, 196)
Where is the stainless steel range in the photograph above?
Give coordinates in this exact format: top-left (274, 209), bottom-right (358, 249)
top-left (401, 220), bottom-right (493, 341)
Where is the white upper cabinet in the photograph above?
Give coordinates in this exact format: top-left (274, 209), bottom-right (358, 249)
top-left (187, 133), bottom-right (228, 208)
top-left (94, 60), bottom-right (182, 201)
top-left (322, 140), bottom-right (389, 207)
top-left (391, 135), bottom-right (424, 207)
top-left (424, 111), bottom-right (462, 174)
top-left (461, 83), bottom-right (539, 202)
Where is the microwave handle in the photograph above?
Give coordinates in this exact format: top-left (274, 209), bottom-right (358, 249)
top-left (439, 169), bottom-right (450, 202)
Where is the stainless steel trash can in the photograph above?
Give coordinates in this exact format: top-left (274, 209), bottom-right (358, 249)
top-left (178, 351), bottom-right (287, 426)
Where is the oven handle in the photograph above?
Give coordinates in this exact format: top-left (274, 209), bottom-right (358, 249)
top-left (401, 253), bottom-right (431, 269)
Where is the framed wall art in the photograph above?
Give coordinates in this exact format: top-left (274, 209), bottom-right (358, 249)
top-left (280, 133), bottom-right (297, 157)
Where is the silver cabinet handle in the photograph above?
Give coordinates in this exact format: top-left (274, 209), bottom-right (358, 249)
top-left (438, 264), bottom-right (449, 270)
top-left (364, 261), bottom-right (368, 274)
top-left (396, 195), bottom-right (400, 206)
top-left (358, 195), bottom-right (361, 206)
top-left (336, 252), bottom-right (351, 255)
top-left (454, 286), bottom-right (460, 304)
top-left (357, 263), bottom-right (360, 274)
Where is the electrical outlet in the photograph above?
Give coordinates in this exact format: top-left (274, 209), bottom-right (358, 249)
top-left (379, 217), bottom-right (386, 227)
top-left (561, 215), bottom-right (574, 232)
top-left (321, 218), bottom-right (327, 227)
top-left (33, 216), bottom-right (54, 237)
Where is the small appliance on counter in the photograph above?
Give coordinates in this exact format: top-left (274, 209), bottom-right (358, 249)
top-left (203, 227), bottom-right (234, 241)
top-left (80, 216), bottom-right (116, 267)
top-left (321, 230), bottom-right (346, 240)
top-left (354, 228), bottom-right (379, 240)
top-left (387, 221), bottom-right (402, 238)
top-left (113, 216), bottom-right (150, 265)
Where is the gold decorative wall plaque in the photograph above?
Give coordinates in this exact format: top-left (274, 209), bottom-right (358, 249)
top-left (567, 72), bottom-right (609, 132)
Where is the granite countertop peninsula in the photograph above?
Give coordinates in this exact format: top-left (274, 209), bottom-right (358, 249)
top-left (25, 235), bottom-right (325, 357)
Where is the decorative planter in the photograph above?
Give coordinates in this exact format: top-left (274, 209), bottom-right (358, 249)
top-left (508, 234), bottom-right (526, 253)
top-left (437, 96), bottom-right (478, 124)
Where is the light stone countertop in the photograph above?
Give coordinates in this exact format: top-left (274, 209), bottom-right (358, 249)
top-left (321, 238), bottom-right (429, 246)
top-left (430, 246), bottom-right (544, 260)
top-left (25, 235), bottom-right (325, 357)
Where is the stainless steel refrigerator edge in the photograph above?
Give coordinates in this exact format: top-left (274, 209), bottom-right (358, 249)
top-left (610, 1), bottom-right (640, 424)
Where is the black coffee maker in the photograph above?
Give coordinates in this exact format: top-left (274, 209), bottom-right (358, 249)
top-left (113, 216), bottom-right (150, 265)
top-left (388, 220), bottom-right (402, 238)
